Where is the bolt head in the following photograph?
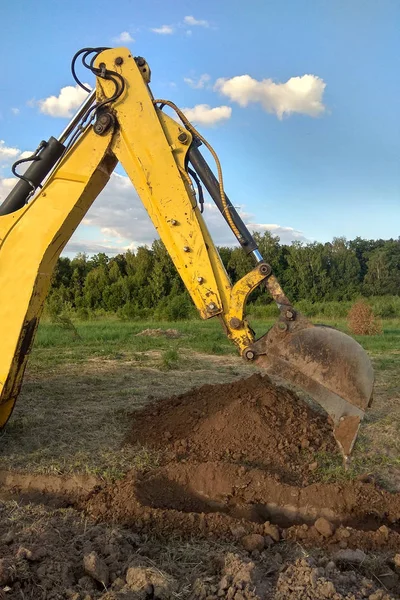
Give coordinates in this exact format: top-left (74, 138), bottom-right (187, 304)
top-left (244, 349), bottom-right (255, 361)
top-left (229, 317), bottom-right (242, 330)
top-left (178, 132), bottom-right (189, 143)
top-left (115, 57), bottom-right (124, 66)
top-left (259, 263), bottom-right (272, 277)
top-left (285, 310), bottom-right (295, 320)
top-left (197, 277), bottom-right (203, 283)
top-left (207, 303), bottom-right (217, 311)
top-left (170, 219), bottom-right (177, 225)
top-left (183, 246), bottom-right (190, 252)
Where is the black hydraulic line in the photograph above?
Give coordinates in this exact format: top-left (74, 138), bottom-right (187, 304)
top-left (187, 143), bottom-right (258, 254)
top-left (0, 137), bottom-right (65, 216)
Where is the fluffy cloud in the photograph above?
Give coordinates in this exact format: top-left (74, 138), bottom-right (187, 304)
top-left (0, 141), bottom-right (32, 176)
top-left (0, 157), bottom-right (306, 254)
top-left (151, 25), bottom-right (174, 34)
top-left (76, 172), bottom-right (158, 248)
top-left (11, 108), bottom-right (20, 115)
top-left (215, 74), bottom-right (326, 119)
top-left (0, 177), bottom-right (17, 204)
top-left (0, 140), bottom-right (20, 161)
top-left (184, 74), bottom-right (210, 89)
top-left (112, 31), bottom-right (134, 43)
top-left (184, 16), bottom-right (209, 27)
top-left (247, 222), bottom-right (307, 243)
top-left (182, 104), bottom-right (232, 126)
top-left (37, 84), bottom-right (90, 118)
top-left (63, 171), bottom-right (306, 255)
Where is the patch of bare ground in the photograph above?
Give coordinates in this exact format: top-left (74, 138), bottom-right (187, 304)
top-left (0, 498), bottom-right (399, 599)
top-left (0, 366), bottom-right (399, 598)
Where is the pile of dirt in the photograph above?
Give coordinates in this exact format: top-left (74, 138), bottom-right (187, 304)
top-left (136, 328), bottom-right (181, 338)
top-left (127, 373), bottom-right (337, 485)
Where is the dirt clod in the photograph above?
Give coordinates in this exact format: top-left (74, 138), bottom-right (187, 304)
top-left (333, 549), bottom-right (367, 565)
top-left (0, 559), bottom-right (15, 586)
top-left (84, 551), bottom-right (110, 586)
top-left (241, 534), bottom-right (265, 553)
top-left (315, 517), bottom-right (335, 538)
top-left (263, 522), bottom-right (280, 542)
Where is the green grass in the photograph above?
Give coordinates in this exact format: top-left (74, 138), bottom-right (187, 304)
top-left (2, 316), bottom-right (398, 484)
top-left (34, 317), bottom-right (400, 359)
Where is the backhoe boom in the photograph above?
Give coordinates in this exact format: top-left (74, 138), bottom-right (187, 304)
top-left (0, 47), bottom-right (374, 461)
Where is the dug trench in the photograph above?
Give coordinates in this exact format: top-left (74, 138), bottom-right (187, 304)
top-left (1, 374), bottom-right (399, 552)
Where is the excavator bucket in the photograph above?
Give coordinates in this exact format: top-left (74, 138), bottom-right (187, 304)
top-left (251, 315), bottom-right (374, 461)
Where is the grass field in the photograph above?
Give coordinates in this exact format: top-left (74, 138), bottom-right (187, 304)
top-left (1, 317), bottom-right (399, 488)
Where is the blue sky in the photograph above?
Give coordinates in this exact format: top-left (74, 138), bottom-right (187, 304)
top-left (1, 0), bottom-right (399, 254)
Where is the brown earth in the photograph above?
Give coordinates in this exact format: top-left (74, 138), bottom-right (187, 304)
top-left (0, 499), bottom-right (399, 599)
top-left (1, 373), bottom-right (400, 598)
top-left (126, 373), bottom-right (338, 485)
top-left (83, 374), bottom-right (400, 553)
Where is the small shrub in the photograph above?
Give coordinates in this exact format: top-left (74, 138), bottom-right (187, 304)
top-left (161, 348), bottom-right (179, 370)
top-left (347, 300), bottom-right (382, 335)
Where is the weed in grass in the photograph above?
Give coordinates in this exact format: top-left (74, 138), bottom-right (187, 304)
top-left (161, 348), bottom-right (180, 370)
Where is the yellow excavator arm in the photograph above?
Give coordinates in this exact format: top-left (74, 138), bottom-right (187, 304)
top-left (0, 47), bottom-right (374, 460)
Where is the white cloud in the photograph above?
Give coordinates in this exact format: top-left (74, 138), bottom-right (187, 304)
top-left (112, 31), bottom-right (134, 43)
top-left (62, 170), bottom-right (307, 256)
top-left (247, 223), bottom-right (307, 243)
top-left (37, 84), bottom-right (91, 118)
top-left (184, 73), bottom-right (210, 89)
top-left (0, 141), bottom-right (33, 178)
top-left (182, 104), bottom-right (232, 126)
top-left (215, 74), bottom-right (326, 119)
top-left (11, 108), bottom-right (20, 115)
top-left (70, 172), bottom-right (158, 252)
top-left (0, 140), bottom-right (20, 161)
top-left (0, 177), bottom-right (17, 203)
top-left (184, 16), bottom-right (209, 27)
top-left (151, 25), bottom-right (174, 35)
top-left (63, 240), bottom-right (131, 256)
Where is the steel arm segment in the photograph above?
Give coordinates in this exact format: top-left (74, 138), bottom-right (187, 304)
top-left (0, 128), bottom-right (116, 426)
top-left (0, 48), bottom-right (267, 427)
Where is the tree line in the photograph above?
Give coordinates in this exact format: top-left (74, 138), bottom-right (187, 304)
top-left (47, 232), bottom-right (400, 320)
